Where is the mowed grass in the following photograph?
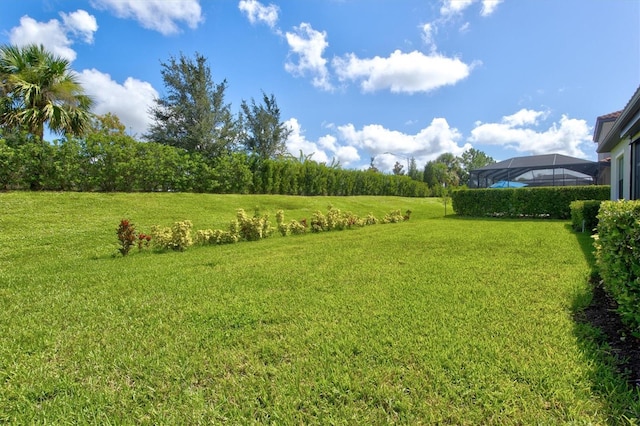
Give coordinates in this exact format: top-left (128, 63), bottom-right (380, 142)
top-left (0, 192), bottom-right (638, 424)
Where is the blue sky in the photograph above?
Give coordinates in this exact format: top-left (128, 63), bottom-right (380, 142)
top-left (1, 0), bottom-right (639, 171)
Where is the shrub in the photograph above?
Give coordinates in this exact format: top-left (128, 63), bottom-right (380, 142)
top-left (196, 229), bottom-right (239, 245)
top-left (288, 219), bottom-right (307, 235)
top-left (570, 200), bottom-right (602, 232)
top-left (276, 210), bottom-right (288, 236)
top-left (383, 209), bottom-right (405, 223)
top-left (276, 210), bottom-right (307, 236)
top-left (326, 206), bottom-right (343, 230)
top-left (137, 233), bottom-right (152, 251)
top-left (594, 200), bottom-right (640, 336)
top-left (235, 209), bottom-right (272, 241)
top-left (151, 220), bottom-right (193, 251)
top-left (116, 219), bottom-right (137, 256)
top-left (310, 210), bottom-right (328, 232)
top-left (452, 186), bottom-right (610, 219)
top-left (363, 213), bottom-right (378, 226)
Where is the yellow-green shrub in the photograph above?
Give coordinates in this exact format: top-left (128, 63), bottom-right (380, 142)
top-left (151, 220), bottom-right (193, 251)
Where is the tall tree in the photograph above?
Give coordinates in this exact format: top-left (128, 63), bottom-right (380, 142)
top-left (458, 148), bottom-right (495, 186)
top-left (367, 157), bottom-right (379, 173)
top-left (0, 44), bottom-right (93, 141)
top-left (240, 92), bottom-right (291, 160)
top-left (407, 156), bottom-right (422, 181)
top-left (145, 52), bottom-right (238, 159)
top-left (392, 161), bottom-right (405, 175)
top-left (423, 152), bottom-right (462, 190)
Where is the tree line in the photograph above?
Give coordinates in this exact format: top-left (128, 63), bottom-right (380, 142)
top-left (0, 43), bottom-right (493, 196)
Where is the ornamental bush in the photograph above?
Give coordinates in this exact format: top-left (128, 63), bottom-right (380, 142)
top-left (276, 210), bottom-right (307, 236)
top-left (120, 207), bottom-right (409, 256)
top-left (235, 209), bottom-right (273, 241)
top-left (593, 200), bottom-right (640, 336)
top-left (116, 219), bottom-right (137, 256)
top-left (383, 209), bottom-right (405, 223)
top-left (196, 229), bottom-right (239, 245)
top-left (310, 210), bottom-right (328, 232)
top-left (151, 220), bottom-right (193, 251)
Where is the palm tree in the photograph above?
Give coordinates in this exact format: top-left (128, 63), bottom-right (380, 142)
top-left (0, 44), bottom-right (93, 141)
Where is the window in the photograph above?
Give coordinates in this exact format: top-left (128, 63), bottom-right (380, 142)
top-left (618, 155), bottom-right (624, 199)
top-left (634, 140), bottom-right (640, 200)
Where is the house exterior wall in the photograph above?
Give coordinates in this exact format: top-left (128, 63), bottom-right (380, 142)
top-left (610, 139), bottom-right (630, 199)
top-left (609, 129), bottom-right (640, 200)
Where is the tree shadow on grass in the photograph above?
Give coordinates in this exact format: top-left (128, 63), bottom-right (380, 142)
top-left (569, 224), bottom-right (640, 420)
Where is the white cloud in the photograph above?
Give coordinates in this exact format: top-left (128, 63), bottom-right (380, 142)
top-left (481, 0), bottom-right (504, 16)
top-left (90, 0), bottom-right (202, 35)
top-left (78, 69), bottom-right (159, 137)
top-left (332, 50), bottom-right (472, 94)
top-left (60, 10), bottom-right (98, 43)
top-left (420, 23), bottom-right (437, 52)
top-left (440, 0), bottom-right (503, 17)
top-left (468, 109), bottom-right (592, 158)
top-left (440, 0), bottom-right (475, 16)
top-left (285, 119), bottom-right (363, 167)
top-left (503, 109), bottom-right (548, 126)
top-left (286, 118), bottom-right (360, 167)
top-left (238, 0), bottom-right (279, 29)
top-left (285, 23), bottom-right (333, 91)
top-left (335, 145), bottom-right (360, 165)
top-left (285, 118), bottom-right (332, 164)
top-left (9, 14), bottom-right (86, 61)
top-left (336, 118), bottom-right (470, 171)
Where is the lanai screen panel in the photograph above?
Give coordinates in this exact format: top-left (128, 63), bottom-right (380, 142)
top-left (469, 154), bottom-right (601, 188)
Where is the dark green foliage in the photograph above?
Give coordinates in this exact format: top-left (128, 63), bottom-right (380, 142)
top-left (451, 186), bottom-right (610, 219)
top-left (594, 201), bottom-right (640, 336)
top-left (423, 153), bottom-right (462, 191)
top-left (407, 157), bottom-right (422, 181)
top-left (392, 161), bottom-right (404, 175)
top-left (0, 44), bottom-right (94, 141)
top-left (145, 52), bottom-right (238, 159)
top-left (210, 153), bottom-right (253, 194)
top-left (459, 148), bottom-right (495, 186)
top-left (570, 200), bottom-right (602, 232)
top-left (0, 130), bottom-right (432, 197)
top-left (240, 92), bottom-right (290, 160)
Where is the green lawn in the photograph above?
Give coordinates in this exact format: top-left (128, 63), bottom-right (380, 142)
top-left (0, 192), bottom-right (637, 424)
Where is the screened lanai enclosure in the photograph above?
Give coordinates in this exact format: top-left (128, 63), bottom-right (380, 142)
top-left (469, 153), bottom-right (604, 188)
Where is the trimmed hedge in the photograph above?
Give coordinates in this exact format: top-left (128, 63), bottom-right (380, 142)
top-left (451, 186), bottom-right (610, 219)
top-left (569, 200), bottom-right (603, 232)
top-left (594, 201), bottom-right (640, 337)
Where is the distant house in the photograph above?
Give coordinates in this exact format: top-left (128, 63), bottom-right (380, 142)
top-left (596, 85), bottom-right (640, 200)
top-left (592, 111), bottom-right (621, 185)
top-left (469, 153), bottom-right (600, 188)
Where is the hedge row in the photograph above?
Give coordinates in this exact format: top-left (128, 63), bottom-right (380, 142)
top-left (594, 201), bottom-right (640, 337)
top-left (569, 200), bottom-right (603, 232)
top-left (451, 186), bottom-right (610, 219)
top-left (0, 137), bottom-right (431, 197)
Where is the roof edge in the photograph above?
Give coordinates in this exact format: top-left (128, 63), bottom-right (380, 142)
top-left (598, 85), bottom-right (640, 153)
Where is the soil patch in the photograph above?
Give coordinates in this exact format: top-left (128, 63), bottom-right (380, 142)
top-left (580, 280), bottom-right (640, 388)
